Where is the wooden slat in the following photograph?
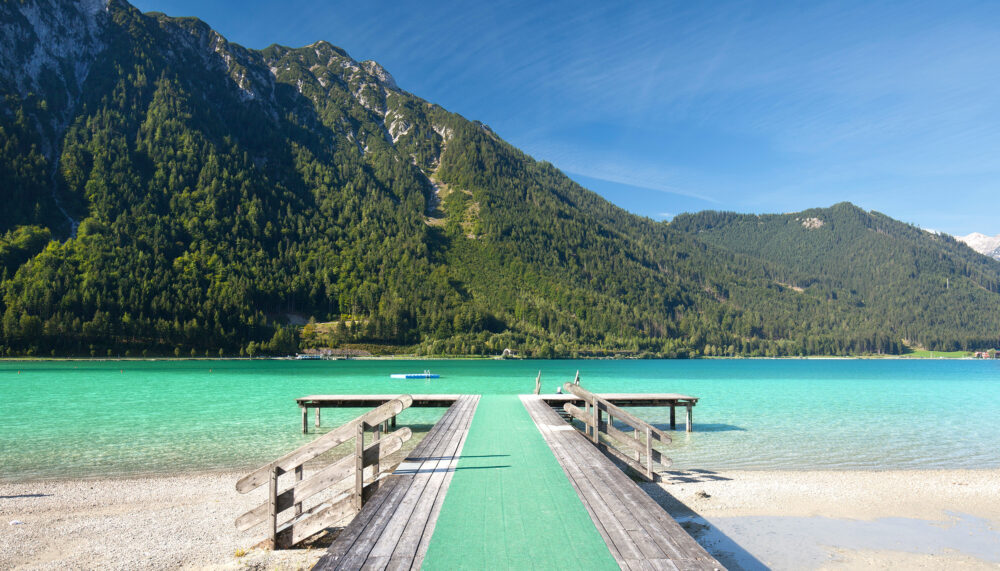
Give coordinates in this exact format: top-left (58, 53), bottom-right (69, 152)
top-left (237, 396), bottom-right (413, 494)
top-left (297, 395), bottom-right (462, 408)
top-left (235, 428), bottom-right (411, 532)
top-left (563, 403), bottom-right (671, 481)
top-left (275, 491), bottom-right (355, 548)
top-left (563, 384), bottom-right (672, 444)
top-left (539, 400), bottom-right (685, 563)
top-left (382, 396), bottom-right (478, 568)
top-left (314, 395), bottom-right (480, 570)
top-left (335, 396), bottom-right (478, 570)
top-left (521, 396), bottom-right (723, 570)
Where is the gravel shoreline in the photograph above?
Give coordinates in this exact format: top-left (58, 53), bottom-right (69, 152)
top-left (0, 471), bottom-right (327, 570)
top-left (3, 468), bottom-right (999, 569)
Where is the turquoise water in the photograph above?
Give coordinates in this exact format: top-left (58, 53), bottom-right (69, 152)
top-left (2, 359), bottom-right (999, 480)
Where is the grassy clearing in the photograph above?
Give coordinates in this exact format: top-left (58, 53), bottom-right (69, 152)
top-left (900, 349), bottom-right (972, 358)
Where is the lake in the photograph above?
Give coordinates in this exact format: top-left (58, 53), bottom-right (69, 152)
top-left (2, 359), bottom-right (999, 480)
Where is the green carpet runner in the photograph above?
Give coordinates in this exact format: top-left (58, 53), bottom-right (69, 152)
top-left (422, 395), bottom-right (618, 570)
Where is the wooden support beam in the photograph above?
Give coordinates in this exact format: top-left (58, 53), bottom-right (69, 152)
top-left (294, 465), bottom-right (303, 516)
top-left (301, 406), bottom-right (308, 434)
top-left (685, 402), bottom-right (693, 432)
top-left (315, 407), bottom-right (321, 428)
top-left (534, 371), bottom-right (541, 395)
top-left (354, 422), bottom-right (364, 511)
top-left (645, 425), bottom-right (653, 477)
top-left (670, 404), bottom-right (676, 430)
top-left (592, 402), bottom-right (601, 444)
top-left (269, 467), bottom-right (279, 549)
top-left (372, 422), bottom-right (381, 478)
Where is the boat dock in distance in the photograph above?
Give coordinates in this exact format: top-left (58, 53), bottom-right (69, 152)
top-left (295, 393), bottom-right (700, 434)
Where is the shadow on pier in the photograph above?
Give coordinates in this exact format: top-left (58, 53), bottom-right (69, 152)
top-left (641, 479), bottom-right (768, 571)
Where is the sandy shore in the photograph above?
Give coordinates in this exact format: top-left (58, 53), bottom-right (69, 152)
top-left (643, 468), bottom-right (1000, 570)
top-left (3, 469), bottom-right (1000, 570)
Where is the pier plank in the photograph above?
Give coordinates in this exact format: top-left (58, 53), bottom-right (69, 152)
top-left (313, 395), bottom-right (480, 570)
top-left (521, 395), bottom-right (723, 570)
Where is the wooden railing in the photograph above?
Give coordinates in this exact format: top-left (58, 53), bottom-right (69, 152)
top-left (235, 395), bottom-right (414, 549)
top-left (561, 383), bottom-right (671, 481)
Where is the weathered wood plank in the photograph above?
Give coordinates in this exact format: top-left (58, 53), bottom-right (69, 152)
top-left (523, 397), bottom-right (643, 563)
top-left (331, 397), bottom-right (477, 570)
top-left (371, 395), bottom-right (477, 565)
top-left (521, 395), bottom-right (723, 570)
top-left (238, 396), bottom-right (413, 494)
top-left (275, 491), bottom-right (355, 548)
top-left (563, 383), bottom-right (672, 444)
top-left (388, 395), bottom-right (478, 569)
top-left (564, 403), bottom-right (669, 467)
top-left (314, 394), bottom-right (479, 570)
top-left (236, 428), bottom-right (411, 532)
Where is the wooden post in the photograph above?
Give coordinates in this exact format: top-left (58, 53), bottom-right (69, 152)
top-left (294, 465), bottom-right (303, 516)
top-left (645, 425), bottom-right (653, 479)
top-left (534, 371), bottom-right (541, 395)
top-left (301, 406), bottom-right (308, 434)
top-left (593, 401), bottom-right (601, 444)
top-left (670, 403), bottom-right (676, 430)
top-left (685, 402), bottom-right (693, 432)
top-left (390, 414), bottom-right (396, 428)
top-left (354, 422), bottom-right (364, 510)
top-left (269, 466), bottom-right (279, 549)
top-left (315, 407), bottom-right (321, 428)
top-left (372, 422), bottom-right (381, 478)
top-left (573, 370), bottom-right (580, 385)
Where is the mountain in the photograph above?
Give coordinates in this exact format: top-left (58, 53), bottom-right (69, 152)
top-left (1, 0), bottom-right (998, 358)
top-left (956, 232), bottom-right (1000, 261)
top-left (671, 203), bottom-right (1000, 352)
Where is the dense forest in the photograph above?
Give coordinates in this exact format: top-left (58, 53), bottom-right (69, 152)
top-left (1, 0), bottom-right (999, 358)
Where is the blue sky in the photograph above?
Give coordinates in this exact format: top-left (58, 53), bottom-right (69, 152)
top-left (131, 0), bottom-right (1000, 236)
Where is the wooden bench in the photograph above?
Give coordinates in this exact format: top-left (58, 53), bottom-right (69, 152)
top-left (313, 394), bottom-right (480, 570)
top-left (521, 395), bottom-right (724, 571)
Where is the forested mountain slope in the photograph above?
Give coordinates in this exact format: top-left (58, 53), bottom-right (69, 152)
top-left (1, 0), bottom-right (997, 357)
top-left (672, 203), bottom-right (1000, 352)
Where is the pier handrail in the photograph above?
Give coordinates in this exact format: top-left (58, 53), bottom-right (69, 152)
top-left (561, 383), bottom-right (671, 481)
top-left (235, 395), bottom-right (413, 549)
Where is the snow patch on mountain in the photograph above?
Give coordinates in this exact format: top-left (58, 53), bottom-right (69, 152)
top-left (957, 232), bottom-right (1000, 260)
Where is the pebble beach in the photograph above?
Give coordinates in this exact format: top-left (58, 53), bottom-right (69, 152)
top-left (3, 468), bottom-right (1000, 570)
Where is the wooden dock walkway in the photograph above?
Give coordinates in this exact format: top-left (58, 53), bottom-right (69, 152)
top-left (523, 395), bottom-right (723, 570)
top-left (297, 393), bottom-right (700, 433)
top-left (313, 395), bottom-right (479, 569)
top-left (306, 392), bottom-right (723, 570)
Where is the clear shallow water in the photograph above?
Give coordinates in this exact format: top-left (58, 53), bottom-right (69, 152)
top-left (1, 359), bottom-right (999, 480)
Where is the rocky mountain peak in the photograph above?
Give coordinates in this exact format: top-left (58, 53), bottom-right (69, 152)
top-left (361, 60), bottom-right (397, 90)
top-left (957, 232), bottom-right (1000, 260)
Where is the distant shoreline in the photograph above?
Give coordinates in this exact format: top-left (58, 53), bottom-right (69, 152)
top-left (0, 353), bottom-right (991, 362)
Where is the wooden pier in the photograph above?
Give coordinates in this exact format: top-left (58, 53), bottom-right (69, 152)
top-left (524, 394), bottom-right (720, 569)
top-left (314, 395), bottom-right (479, 569)
top-left (296, 393), bottom-right (699, 433)
top-left (295, 390), bottom-right (721, 570)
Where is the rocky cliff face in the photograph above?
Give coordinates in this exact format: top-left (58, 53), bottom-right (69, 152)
top-left (0, 0), bottom-right (110, 154)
